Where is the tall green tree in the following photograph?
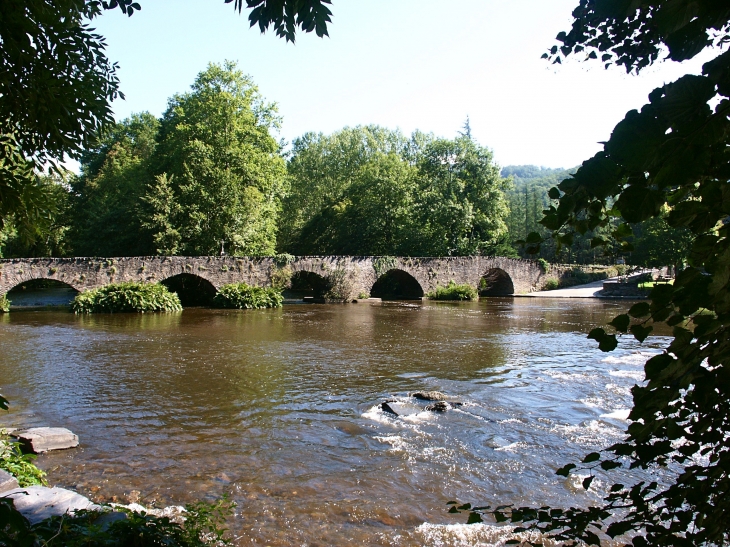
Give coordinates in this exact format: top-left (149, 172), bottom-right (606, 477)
top-left (293, 150), bottom-right (418, 255)
top-left (412, 135), bottom-right (510, 256)
top-left (148, 62), bottom-right (287, 256)
top-left (68, 112), bottom-right (159, 256)
top-left (283, 127), bottom-right (510, 257)
top-left (280, 125), bottom-right (411, 252)
top-left (0, 174), bottom-right (72, 258)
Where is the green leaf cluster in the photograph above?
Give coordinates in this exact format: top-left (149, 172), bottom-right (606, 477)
top-left (71, 282), bottom-right (182, 313)
top-left (0, 431), bottom-right (47, 487)
top-left (477, 3), bottom-right (730, 546)
top-left (0, 0), bottom-right (136, 240)
top-left (427, 281), bottom-right (478, 301)
top-left (213, 283), bottom-right (283, 309)
top-left (229, 0), bottom-right (332, 42)
top-left (0, 295), bottom-right (9, 313)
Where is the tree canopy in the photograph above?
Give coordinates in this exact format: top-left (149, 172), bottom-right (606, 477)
top-left (281, 126), bottom-right (510, 257)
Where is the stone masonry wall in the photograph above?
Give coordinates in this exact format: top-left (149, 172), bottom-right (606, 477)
top-left (0, 256), bottom-right (545, 300)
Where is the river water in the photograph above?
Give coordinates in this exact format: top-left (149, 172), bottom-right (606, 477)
top-left (0, 299), bottom-right (666, 546)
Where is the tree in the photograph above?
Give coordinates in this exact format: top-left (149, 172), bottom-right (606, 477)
top-left (68, 112), bottom-right (159, 256)
top-left (630, 207), bottom-right (693, 275)
top-left (452, 2), bottom-right (730, 545)
top-left (280, 125), bottom-right (413, 253)
top-left (282, 126), bottom-right (510, 256)
top-left (148, 62), bottom-right (287, 256)
top-left (413, 135), bottom-right (510, 256)
top-left (0, 0), bottom-right (324, 246)
top-left (0, 0), bottom-right (140, 240)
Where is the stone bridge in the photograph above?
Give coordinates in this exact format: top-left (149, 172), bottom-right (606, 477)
top-left (0, 256), bottom-right (547, 300)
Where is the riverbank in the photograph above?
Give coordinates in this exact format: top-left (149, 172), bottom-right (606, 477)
top-left (520, 277), bottom-right (647, 299)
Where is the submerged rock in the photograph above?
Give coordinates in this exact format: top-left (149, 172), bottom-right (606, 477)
top-left (379, 402), bottom-right (400, 416)
top-left (411, 391), bottom-right (447, 401)
top-left (379, 401), bottom-right (422, 417)
top-left (426, 401), bottom-right (449, 412)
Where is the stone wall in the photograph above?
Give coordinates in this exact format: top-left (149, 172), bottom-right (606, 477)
top-left (0, 256), bottom-right (546, 300)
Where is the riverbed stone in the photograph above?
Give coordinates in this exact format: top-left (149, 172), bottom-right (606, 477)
top-left (426, 401), bottom-right (449, 412)
top-left (3, 486), bottom-right (100, 524)
top-left (380, 401), bottom-right (422, 417)
top-left (0, 469), bottom-right (18, 493)
top-left (12, 427), bottom-right (79, 453)
top-left (411, 391), bottom-right (447, 401)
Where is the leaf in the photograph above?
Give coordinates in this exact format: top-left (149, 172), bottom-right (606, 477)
top-left (600, 460), bottom-right (622, 470)
top-left (556, 463), bottom-right (576, 476)
top-left (628, 302), bottom-right (651, 318)
top-left (609, 314), bottom-right (630, 333)
top-left (630, 324), bottom-right (653, 343)
top-left (582, 476), bottom-right (594, 490)
top-left (548, 187), bottom-right (561, 199)
top-left (525, 231), bottom-right (543, 244)
top-left (582, 452), bottom-right (601, 463)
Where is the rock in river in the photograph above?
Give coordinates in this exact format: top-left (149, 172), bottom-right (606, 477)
top-left (426, 401), bottom-right (449, 412)
top-left (411, 391), bottom-right (447, 401)
top-left (12, 427), bottom-right (79, 453)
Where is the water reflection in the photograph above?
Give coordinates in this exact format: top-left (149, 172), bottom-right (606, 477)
top-left (0, 299), bottom-right (667, 546)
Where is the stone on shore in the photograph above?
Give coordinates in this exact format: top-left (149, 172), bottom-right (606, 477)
top-left (0, 469), bottom-right (19, 493)
top-left (11, 427), bottom-right (79, 453)
top-left (3, 486), bottom-right (100, 524)
top-left (411, 391), bottom-right (447, 401)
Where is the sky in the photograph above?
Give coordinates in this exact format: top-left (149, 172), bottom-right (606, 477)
top-left (90, 0), bottom-right (715, 170)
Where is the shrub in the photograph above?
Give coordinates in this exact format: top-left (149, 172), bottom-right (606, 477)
top-left (427, 281), bottom-right (478, 301)
top-left (0, 430), bottom-right (47, 486)
top-left (271, 266), bottom-right (292, 290)
top-left (357, 292), bottom-right (370, 299)
top-left (0, 294), bottom-right (9, 313)
top-left (71, 283), bottom-right (182, 313)
top-left (324, 268), bottom-right (353, 301)
top-left (542, 278), bottom-right (560, 291)
top-left (537, 258), bottom-right (550, 273)
top-left (213, 283), bottom-right (283, 309)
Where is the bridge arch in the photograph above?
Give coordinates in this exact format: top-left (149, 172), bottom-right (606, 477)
top-left (160, 273), bottom-right (217, 307)
top-left (479, 268), bottom-right (515, 296)
top-left (289, 270), bottom-right (331, 298)
top-left (371, 269), bottom-right (424, 300)
top-left (5, 278), bottom-right (79, 307)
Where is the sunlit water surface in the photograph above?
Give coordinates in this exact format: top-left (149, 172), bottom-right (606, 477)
top-left (0, 299), bottom-right (666, 546)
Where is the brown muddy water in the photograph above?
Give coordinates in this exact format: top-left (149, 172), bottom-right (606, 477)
top-left (0, 299), bottom-right (667, 546)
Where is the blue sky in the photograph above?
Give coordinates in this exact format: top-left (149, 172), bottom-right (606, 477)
top-left (92, 0), bottom-right (713, 169)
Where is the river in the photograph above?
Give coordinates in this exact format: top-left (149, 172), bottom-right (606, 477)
top-left (0, 299), bottom-right (665, 546)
